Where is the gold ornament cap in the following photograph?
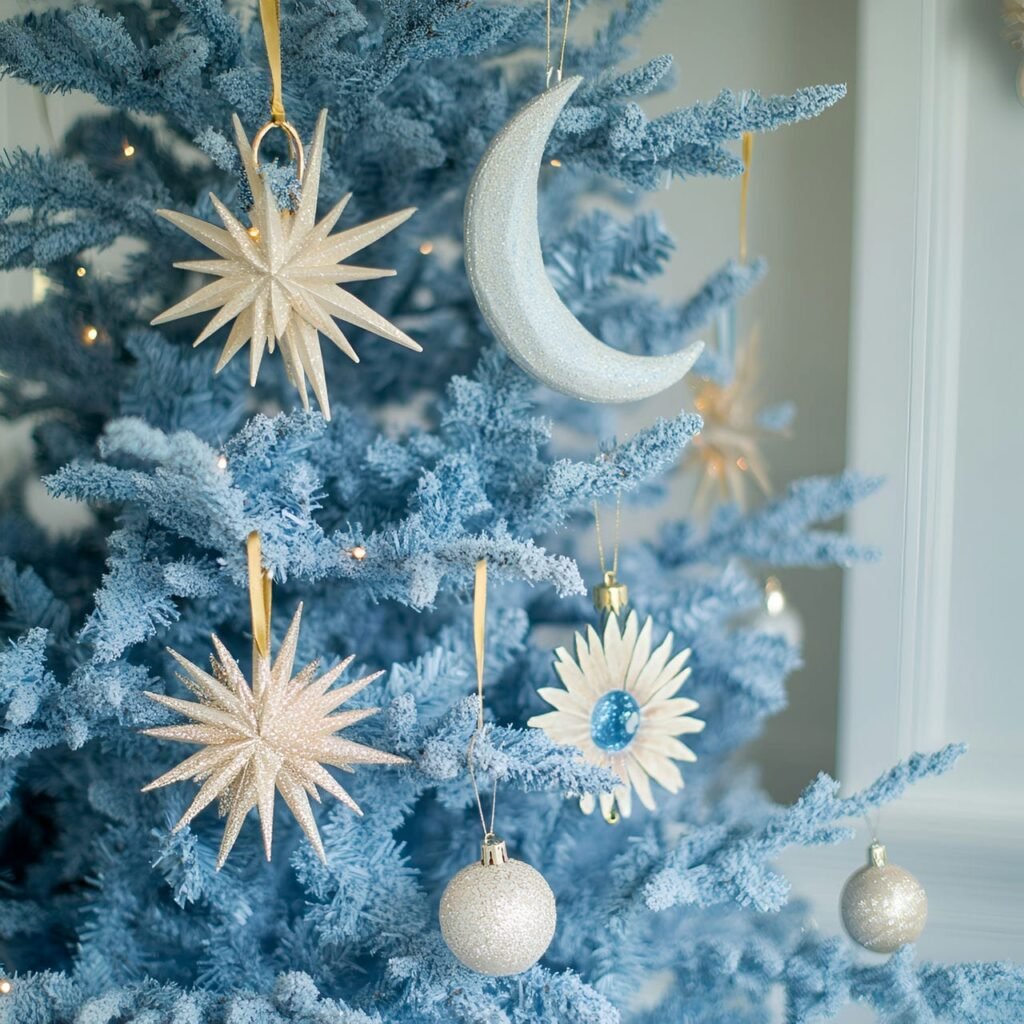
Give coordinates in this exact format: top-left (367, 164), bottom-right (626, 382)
top-left (592, 570), bottom-right (628, 616)
top-left (868, 841), bottom-right (887, 868)
top-left (480, 832), bottom-right (510, 866)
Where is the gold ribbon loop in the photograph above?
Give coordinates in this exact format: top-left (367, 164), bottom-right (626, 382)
top-left (247, 531), bottom-right (273, 658)
top-left (473, 558), bottom-right (487, 728)
top-left (545, 0), bottom-right (573, 87)
top-left (739, 131), bottom-right (753, 264)
top-left (259, 0), bottom-right (286, 124)
top-left (467, 557), bottom-right (497, 836)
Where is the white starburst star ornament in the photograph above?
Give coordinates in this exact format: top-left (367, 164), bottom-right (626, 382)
top-left (142, 604), bottom-right (407, 868)
top-left (151, 110), bottom-right (421, 420)
top-left (528, 610), bottom-right (704, 821)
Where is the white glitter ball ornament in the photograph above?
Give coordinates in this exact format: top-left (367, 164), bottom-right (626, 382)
top-left (840, 842), bottom-right (928, 953)
top-left (439, 833), bottom-right (557, 976)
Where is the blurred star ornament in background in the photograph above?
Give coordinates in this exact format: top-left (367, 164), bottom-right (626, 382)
top-left (840, 842), bottom-right (928, 953)
top-left (687, 328), bottom-right (788, 517)
top-left (529, 609), bottom-right (705, 822)
top-left (152, 110), bottom-right (420, 420)
top-left (1003, 0), bottom-right (1024, 102)
top-left (143, 536), bottom-right (407, 868)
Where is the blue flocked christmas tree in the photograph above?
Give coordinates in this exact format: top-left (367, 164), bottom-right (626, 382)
top-left (0, 0), bottom-right (1022, 1020)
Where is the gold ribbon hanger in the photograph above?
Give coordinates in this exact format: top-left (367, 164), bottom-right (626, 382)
top-left (246, 531), bottom-right (273, 659)
top-left (592, 491), bottom-right (628, 615)
top-left (467, 558), bottom-right (498, 838)
top-left (738, 131), bottom-right (753, 264)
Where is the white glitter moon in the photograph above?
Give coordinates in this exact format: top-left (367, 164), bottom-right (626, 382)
top-left (464, 75), bottom-right (704, 404)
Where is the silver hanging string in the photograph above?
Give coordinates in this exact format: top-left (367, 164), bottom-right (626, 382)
top-left (545, 0), bottom-right (572, 87)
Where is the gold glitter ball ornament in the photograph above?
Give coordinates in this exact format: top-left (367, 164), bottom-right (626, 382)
top-left (439, 833), bottom-right (557, 976)
top-left (840, 842), bottom-right (928, 953)
top-left (142, 603), bottom-right (407, 868)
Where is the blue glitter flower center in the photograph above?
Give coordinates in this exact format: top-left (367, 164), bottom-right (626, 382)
top-left (590, 690), bottom-right (641, 752)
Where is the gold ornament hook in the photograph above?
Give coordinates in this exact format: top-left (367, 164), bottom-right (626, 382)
top-left (592, 491), bottom-right (626, 614)
top-left (246, 531), bottom-right (273, 659)
top-left (251, 119), bottom-right (305, 182)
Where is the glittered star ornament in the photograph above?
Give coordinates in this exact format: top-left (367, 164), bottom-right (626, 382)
top-left (142, 604), bottom-right (407, 868)
top-left (688, 329), bottom-right (782, 516)
top-left (151, 110), bottom-right (421, 420)
top-left (528, 610), bottom-right (704, 821)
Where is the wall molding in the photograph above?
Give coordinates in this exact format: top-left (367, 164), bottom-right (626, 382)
top-left (841, 0), bottom-right (967, 783)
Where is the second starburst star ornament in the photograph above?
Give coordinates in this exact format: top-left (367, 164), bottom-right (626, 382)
top-left (152, 110), bottom-right (420, 420)
top-left (142, 534), bottom-right (407, 868)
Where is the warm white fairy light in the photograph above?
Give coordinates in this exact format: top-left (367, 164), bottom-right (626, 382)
top-left (764, 576), bottom-right (787, 616)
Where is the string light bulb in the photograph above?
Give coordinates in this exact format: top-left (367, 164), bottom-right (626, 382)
top-left (349, 545), bottom-right (367, 561)
top-left (122, 142), bottom-right (136, 158)
top-left (549, 158), bottom-right (563, 168)
top-left (418, 241), bottom-right (434, 255)
top-left (75, 266), bottom-right (87, 278)
top-left (0, 979), bottom-right (12, 996)
top-left (764, 576), bottom-right (786, 617)
top-left (82, 325), bottom-right (100, 346)
top-left (247, 226), bottom-right (261, 241)
top-left (216, 455), bottom-right (228, 471)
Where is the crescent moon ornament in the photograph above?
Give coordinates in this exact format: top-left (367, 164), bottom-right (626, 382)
top-left (464, 76), bottom-right (704, 404)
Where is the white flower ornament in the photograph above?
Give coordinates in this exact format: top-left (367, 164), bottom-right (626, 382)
top-left (528, 610), bottom-right (704, 820)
